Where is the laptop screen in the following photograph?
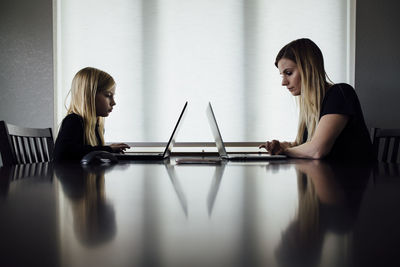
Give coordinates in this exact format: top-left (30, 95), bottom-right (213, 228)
top-left (162, 101), bottom-right (188, 157)
top-left (206, 102), bottom-right (228, 157)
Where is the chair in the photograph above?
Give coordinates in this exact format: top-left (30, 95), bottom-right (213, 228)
top-left (0, 121), bottom-right (54, 165)
top-left (371, 127), bottom-right (400, 163)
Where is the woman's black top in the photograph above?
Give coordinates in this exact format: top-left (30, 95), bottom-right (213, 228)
top-left (53, 113), bottom-right (113, 161)
top-left (319, 83), bottom-right (375, 161)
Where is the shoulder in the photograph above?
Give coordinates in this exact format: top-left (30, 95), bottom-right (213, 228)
top-left (321, 83), bottom-right (360, 116)
top-left (61, 113), bottom-right (84, 128)
top-left (323, 83), bottom-right (359, 106)
top-left (325, 83), bottom-right (357, 99)
top-left (63, 113), bottom-right (83, 121)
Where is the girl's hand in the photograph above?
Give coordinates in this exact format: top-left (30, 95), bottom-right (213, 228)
top-left (110, 143), bottom-right (130, 153)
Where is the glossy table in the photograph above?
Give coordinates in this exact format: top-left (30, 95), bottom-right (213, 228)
top-left (0, 158), bottom-right (399, 267)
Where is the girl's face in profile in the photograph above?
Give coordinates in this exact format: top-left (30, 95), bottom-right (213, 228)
top-left (95, 86), bottom-right (116, 117)
top-left (277, 58), bottom-right (301, 96)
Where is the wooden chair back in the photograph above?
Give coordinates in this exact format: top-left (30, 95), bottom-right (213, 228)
top-left (0, 121), bottom-right (54, 165)
top-left (371, 127), bottom-right (400, 163)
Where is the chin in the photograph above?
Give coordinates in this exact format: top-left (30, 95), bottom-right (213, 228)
top-left (290, 90), bottom-right (301, 96)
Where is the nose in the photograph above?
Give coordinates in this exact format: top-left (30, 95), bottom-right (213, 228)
top-left (281, 76), bottom-right (288, 86)
top-left (111, 97), bottom-right (116, 106)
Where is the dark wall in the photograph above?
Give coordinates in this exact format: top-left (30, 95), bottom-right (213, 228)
top-left (0, 0), bottom-right (53, 166)
top-left (0, 0), bottom-right (53, 128)
top-left (355, 0), bottom-right (400, 128)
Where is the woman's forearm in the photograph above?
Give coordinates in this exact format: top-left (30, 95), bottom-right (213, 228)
top-left (284, 141), bottom-right (326, 159)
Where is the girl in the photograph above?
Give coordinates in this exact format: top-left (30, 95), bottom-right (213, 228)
top-left (259, 39), bottom-right (375, 161)
top-left (54, 67), bottom-right (129, 161)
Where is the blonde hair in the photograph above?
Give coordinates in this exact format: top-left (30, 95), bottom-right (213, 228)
top-left (275, 39), bottom-right (332, 144)
top-left (73, 172), bottom-right (115, 246)
top-left (67, 67), bottom-right (115, 146)
top-left (296, 170), bottom-right (319, 241)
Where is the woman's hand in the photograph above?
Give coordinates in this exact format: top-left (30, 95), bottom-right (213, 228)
top-left (109, 143), bottom-right (130, 153)
top-left (259, 140), bottom-right (292, 155)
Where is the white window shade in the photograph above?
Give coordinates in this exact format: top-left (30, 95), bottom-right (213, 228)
top-left (56, 0), bottom-right (354, 143)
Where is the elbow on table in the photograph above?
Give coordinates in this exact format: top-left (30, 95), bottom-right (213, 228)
top-left (311, 147), bottom-right (330, 159)
top-left (311, 151), bottom-right (324, 159)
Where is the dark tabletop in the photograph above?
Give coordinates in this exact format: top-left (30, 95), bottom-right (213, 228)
top-left (0, 159), bottom-right (399, 267)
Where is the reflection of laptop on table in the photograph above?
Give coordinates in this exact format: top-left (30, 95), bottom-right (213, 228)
top-left (207, 164), bottom-right (225, 216)
top-left (115, 102), bottom-right (187, 160)
top-left (165, 162), bottom-right (226, 217)
top-left (206, 102), bottom-right (286, 160)
top-left (165, 164), bottom-right (188, 217)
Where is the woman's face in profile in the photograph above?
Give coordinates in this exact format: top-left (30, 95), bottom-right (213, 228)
top-left (277, 58), bottom-right (301, 96)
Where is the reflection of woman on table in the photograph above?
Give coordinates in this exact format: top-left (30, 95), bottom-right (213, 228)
top-left (276, 160), bottom-right (367, 267)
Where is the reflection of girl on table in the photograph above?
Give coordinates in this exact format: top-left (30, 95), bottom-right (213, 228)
top-left (55, 164), bottom-right (116, 246)
top-left (259, 39), bottom-right (374, 161)
top-left (54, 67), bottom-right (129, 161)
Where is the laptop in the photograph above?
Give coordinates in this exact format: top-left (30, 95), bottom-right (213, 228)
top-left (206, 102), bottom-right (286, 160)
top-left (115, 102), bottom-right (187, 160)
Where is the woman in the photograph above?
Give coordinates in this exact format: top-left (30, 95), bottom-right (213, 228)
top-left (259, 38), bottom-right (375, 161)
top-left (54, 67), bottom-right (129, 161)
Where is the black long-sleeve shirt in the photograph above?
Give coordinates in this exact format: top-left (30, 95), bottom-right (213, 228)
top-left (53, 113), bottom-right (113, 161)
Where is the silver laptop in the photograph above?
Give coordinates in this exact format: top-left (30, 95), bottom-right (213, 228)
top-left (115, 102), bottom-right (187, 160)
top-left (206, 102), bottom-right (286, 160)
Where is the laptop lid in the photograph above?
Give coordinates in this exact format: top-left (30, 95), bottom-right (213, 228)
top-left (206, 102), bottom-right (287, 160)
top-left (206, 102), bottom-right (228, 158)
top-left (161, 101), bottom-right (188, 158)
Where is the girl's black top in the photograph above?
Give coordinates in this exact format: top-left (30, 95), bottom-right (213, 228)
top-left (53, 113), bottom-right (113, 161)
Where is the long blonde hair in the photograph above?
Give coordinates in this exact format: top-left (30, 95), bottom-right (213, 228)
top-left (275, 39), bottom-right (332, 144)
top-left (296, 170), bottom-right (319, 241)
top-left (67, 67), bottom-right (115, 146)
